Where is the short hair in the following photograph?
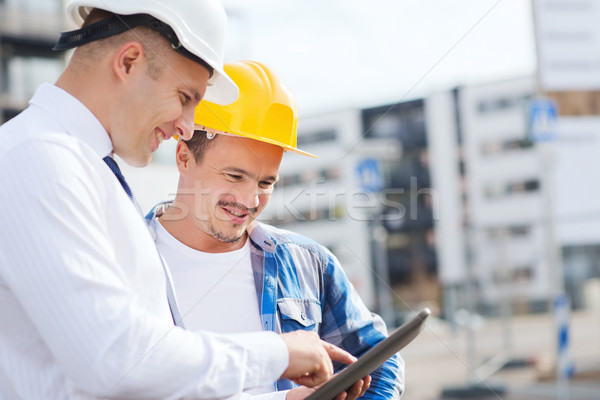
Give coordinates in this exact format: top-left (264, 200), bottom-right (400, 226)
top-left (72, 8), bottom-right (171, 79)
top-left (183, 131), bottom-right (219, 164)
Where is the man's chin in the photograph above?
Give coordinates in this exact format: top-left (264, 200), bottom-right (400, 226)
top-left (209, 227), bottom-right (246, 244)
top-left (117, 153), bottom-right (152, 168)
top-left (222, 233), bottom-right (245, 244)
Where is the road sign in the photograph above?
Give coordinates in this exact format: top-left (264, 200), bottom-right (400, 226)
top-left (355, 158), bottom-right (383, 193)
top-left (529, 98), bottom-right (558, 142)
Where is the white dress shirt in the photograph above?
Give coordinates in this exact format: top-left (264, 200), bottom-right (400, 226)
top-left (0, 84), bottom-right (288, 400)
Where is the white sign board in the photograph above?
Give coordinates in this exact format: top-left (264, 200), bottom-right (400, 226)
top-left (534, 0), bottom-right (600, 90)
top-left (554, 116), bottom-right (600, 245)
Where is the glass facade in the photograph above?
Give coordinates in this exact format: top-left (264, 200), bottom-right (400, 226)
top-left (362, 101), bottom-right (438, 304)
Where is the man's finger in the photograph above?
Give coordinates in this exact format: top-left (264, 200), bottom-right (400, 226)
top-left (321, 340), bottom-right (357, 365)
top-left (293, 374), bottom-right (320, 388)
top-left (344, 379), bottom-right (364, 400)
top-left (334, 392), bottom-right (348, 400)
top-left (359, 375), bottom-right (372, 397)
top-left (280, 331), bottom-right (335, 386)
top-left (286, 386), bottom-right (316, 400)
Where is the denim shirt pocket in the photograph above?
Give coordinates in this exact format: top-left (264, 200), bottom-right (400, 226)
top-left (277, 298), bottom-right (322, 332)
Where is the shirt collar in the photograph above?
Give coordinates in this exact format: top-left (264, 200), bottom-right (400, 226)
top-left (30, 83), bottom-right (113, 158)
top-left (247, 222), bottom-right (277, 253)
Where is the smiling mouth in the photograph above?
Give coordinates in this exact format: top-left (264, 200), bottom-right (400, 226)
top-left (223, 207), bottom-right (249, 219)
top-left (218, 201), bottom-right (257, 223)
top-left (152, 129), bottom-right (170, 151)
top-left (157, 128), bottom-right (170, 141)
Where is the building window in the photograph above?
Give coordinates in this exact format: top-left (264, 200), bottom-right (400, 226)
top-left (481, 138), bottom-right (534, 155)
top-left (362, 100), bottom-right (426, 150)
top-left (297, 129), bottom-right (337, 146)
top-left (6, 57), bottom-right (63, 103)
top-left (477, 93), bottom-right (531, 114)
top-left (485, 179), bottom-right (540, 199)
top-left (277, 167), bottom-right (342, 188)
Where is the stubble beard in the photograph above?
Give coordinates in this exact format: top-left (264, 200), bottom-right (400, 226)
top-left (206, 221), bottom-right (245, 244)
top-left (205, 200), bottom-right (257, 244)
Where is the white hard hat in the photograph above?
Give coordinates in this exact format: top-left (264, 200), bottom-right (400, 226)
top-left (63, 0), bottom-right (238, 105)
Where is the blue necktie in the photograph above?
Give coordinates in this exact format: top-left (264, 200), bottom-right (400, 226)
top-left (103, 156), bottom-right (185, 328)
top-left (103, 156), bottom-right (133, 200)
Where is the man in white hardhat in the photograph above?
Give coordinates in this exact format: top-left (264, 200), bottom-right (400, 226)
top-left (147, 61), bottom-right (405, 400)
top-left (0, 1), bottom-right (355, 399)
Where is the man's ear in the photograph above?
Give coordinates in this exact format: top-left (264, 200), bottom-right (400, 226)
top-left (113, 41), bottom-right (144, 81)
top-left (175, 140), bottom-right (193, 174)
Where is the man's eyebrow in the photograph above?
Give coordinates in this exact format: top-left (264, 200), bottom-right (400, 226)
top-left (224, 167), bottom-right (278, 182)
top-left (192, 90), bottom-right (202, 102)
top-left (223, 167), bottom-right (250, 176)
top-left (181, 83), bottom-right (202, 102)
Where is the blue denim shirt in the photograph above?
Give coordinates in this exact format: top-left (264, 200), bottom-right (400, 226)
top-left (147, 203), bottom-right (404, 399)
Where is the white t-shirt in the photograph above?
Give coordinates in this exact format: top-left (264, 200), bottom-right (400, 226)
top-left (155, 221), bottom-right (277, 396)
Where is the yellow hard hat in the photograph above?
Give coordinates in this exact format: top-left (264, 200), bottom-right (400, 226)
top-left (193, 60), bottom-right (316, 157)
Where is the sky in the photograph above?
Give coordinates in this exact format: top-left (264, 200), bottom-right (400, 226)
top-left (220, 0), bottom-right (537, 116)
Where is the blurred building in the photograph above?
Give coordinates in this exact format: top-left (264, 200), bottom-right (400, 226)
top-left (0, 0), bottom-right (65, 124)
top-left (456, 77), bottom-right (551, 314)
top-left (259, 109), bottom-right (383, 312)
top-left (455, 76), bottom-right (600, 313)
top-left (259, 75), bottom-right (600, 323)
top-left (259, 102), bottom-right (437, 325)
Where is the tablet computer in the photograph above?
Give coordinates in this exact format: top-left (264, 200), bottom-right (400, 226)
top-left (306, 308), bottom-right (431, 400)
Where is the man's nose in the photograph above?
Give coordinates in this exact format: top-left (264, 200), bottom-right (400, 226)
top-left (174, 107), bottom-right (195, 141)
top-left (236, 187), bottom-right (260, 210)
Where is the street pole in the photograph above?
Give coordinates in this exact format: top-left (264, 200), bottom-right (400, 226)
top-left (371, 218), bottom-right (394, 327)
top-left (499, 228), bottom-right (514, 363)
top-left (539, 141), bottom-right (571, 400)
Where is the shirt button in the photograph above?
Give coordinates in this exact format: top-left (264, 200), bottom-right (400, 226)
top-left (300, 312), bottom-right (306, 320)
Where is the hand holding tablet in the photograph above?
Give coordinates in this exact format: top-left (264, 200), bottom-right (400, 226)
top-left (305, 308), bottom-right (431, 400)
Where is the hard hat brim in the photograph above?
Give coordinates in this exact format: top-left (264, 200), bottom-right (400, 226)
top-left (195, 125), bottom-right (317, 158)
top-left (203, 71), bottom-right (238, 106)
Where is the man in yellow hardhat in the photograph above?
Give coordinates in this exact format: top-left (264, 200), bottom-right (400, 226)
top-left (146, 61), bottom-right (405, 399)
